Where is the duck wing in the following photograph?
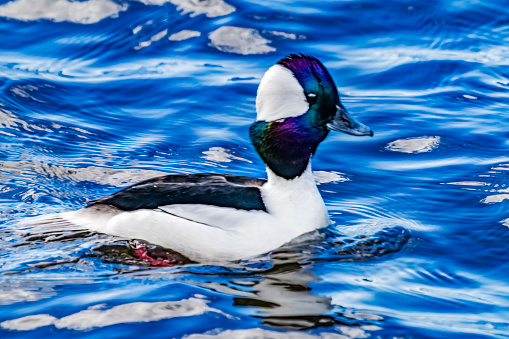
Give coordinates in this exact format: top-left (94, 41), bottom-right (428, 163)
top-left (88, 173), bottom-right (267, 212)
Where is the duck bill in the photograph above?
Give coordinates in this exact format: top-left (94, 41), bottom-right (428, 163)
top-left (326, 104), bottom-right (373, 136)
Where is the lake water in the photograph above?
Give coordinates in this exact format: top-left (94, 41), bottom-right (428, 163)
top-left (1, 0), bottom-right (508, 338)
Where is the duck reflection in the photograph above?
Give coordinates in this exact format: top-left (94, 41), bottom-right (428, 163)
top-left (185, 226), bottom-right (408, 331)
top-left (232, 264), bottom-right (334, 330)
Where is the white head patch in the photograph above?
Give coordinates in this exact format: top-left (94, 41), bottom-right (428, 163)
top-left (255, 65), bottom-right (309, 122)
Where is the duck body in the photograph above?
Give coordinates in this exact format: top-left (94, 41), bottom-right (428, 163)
top-left (64, 165), bottom-right (328, 262)
top-left (60, 54), bottom-right (372, 263)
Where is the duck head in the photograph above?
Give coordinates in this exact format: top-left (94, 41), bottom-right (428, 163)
top-left (250, 54), bottom-right (373, 180)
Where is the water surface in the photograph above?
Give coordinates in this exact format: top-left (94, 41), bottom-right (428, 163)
top-left (1, 0), bottom-right (509, 338)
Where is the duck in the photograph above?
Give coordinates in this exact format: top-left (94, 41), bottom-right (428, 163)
top-left (59, 54), bottom-right (373, 263)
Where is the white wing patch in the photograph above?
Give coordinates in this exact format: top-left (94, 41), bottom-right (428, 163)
top-left (256, 65), bottom-right (308, 122)
top-left (158, 204), bottom-right (270, 230)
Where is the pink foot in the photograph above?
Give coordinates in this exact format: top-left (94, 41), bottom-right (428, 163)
top-left (130, 240), bottom-right (190, 266)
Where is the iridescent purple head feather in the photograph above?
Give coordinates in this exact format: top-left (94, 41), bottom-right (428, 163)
top-left (277, 54), bottom-right (338, 101)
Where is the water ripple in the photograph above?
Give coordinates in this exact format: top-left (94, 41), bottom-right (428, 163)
top-left (1, 0), bottom-right (509, 338)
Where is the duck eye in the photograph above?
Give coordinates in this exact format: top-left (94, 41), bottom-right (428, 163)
top-left (306, 92), bottom-right (317, 104)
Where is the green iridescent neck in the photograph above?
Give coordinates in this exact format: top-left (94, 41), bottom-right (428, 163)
top-left (250, 114), bottom-right (328, 180)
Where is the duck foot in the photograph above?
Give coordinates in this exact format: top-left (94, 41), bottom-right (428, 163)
top-left (129, 240), bottom-right (190, 266)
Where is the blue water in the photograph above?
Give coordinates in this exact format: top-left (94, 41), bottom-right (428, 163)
top-left (1, 0), bottom-right (509, 337)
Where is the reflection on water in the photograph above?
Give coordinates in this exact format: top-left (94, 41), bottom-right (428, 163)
top-left (0, 282), bottom-right (56, 305)
top-left (446, 162), bottom-right (509, 205)
top-left (166, 0), bottom-right (235, 18)
top-left (0, 0), bottom-right (127, 24)
top-left (0, 160), bottom-right (165, 187)
top-left (1, 314), bottom-right (57, 331)
top-left (201, 146), bottom-right (252, 164)
top-left (135, 29), bottom-right (169, 50)
top-left (2, 297), bottom-right (217, 331)
top-left (0, 0), bottom-right (235, 24)
top-left (208, 26), bottom-right (276, 55)
top-left (1, 0), bottom-right (509, 337)
top-left (385, 136), bottom-right (440, 154)
top-left (183, 328), bottom-right (379, 338)
top-left (169, 30), bottom-right (202, 41)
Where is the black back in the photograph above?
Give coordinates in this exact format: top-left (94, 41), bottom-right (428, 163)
top-left (88, 173), bottom-right (267, 212)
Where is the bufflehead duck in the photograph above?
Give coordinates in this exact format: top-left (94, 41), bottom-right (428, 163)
top-left (61, 54), bottom-right (373, 263)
